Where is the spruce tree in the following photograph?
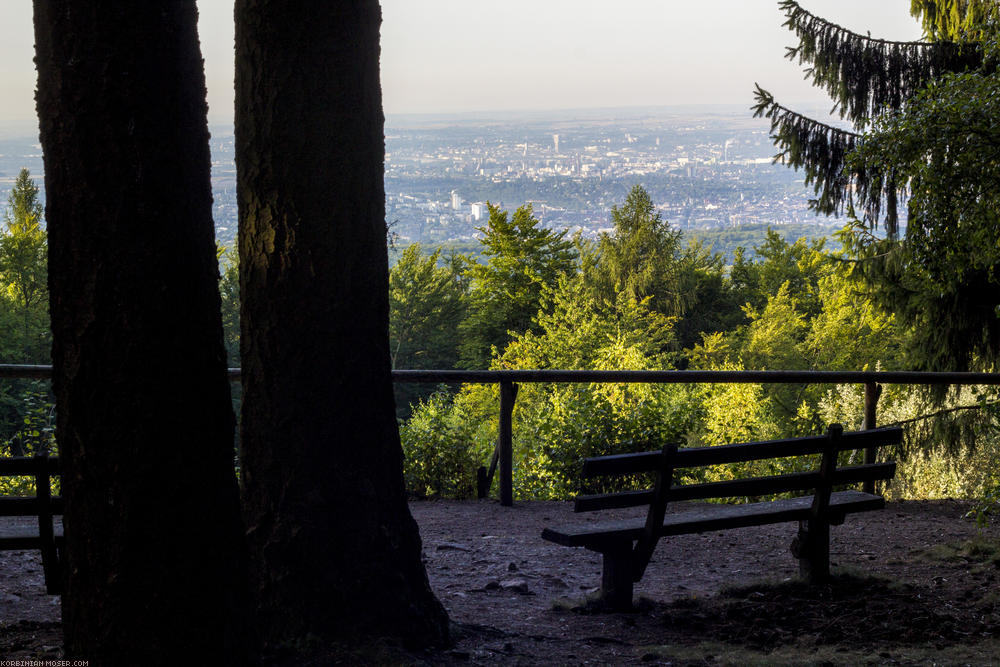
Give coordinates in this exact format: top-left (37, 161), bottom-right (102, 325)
top-left (753, 0), bottom-right (999, 370)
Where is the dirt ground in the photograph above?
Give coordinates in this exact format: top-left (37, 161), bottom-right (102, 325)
top-left (4, 499), bottom-right (1000, 665)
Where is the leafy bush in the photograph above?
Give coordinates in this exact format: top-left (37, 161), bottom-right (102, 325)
top-left (400, 391), bottom-right (492, 499)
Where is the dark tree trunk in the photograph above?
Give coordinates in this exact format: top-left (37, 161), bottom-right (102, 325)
top-left (235, 0), bottom-right (449, 649)
top-left (33, 2), bottom-right (253, 663)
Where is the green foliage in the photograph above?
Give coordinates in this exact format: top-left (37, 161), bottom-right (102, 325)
top-left (912, 0), bottom-right (995, 39)
top-left (389, 244), bottom-right (466, 371)
top-left (458, 203), bottom-right (576, 368)
top-left (389, 243), bottom-right (469, 417)
top-left (0, 168), bottom-right (49, 364)
top-left (843, 60), bottom-right (1000, 371)
top-left (0, 386), bottom-right (57, 496)
top-left (403, 272), bottom-right (700, 499)
top-left (399, 391), bottom-right (491, 499)
top-left (584, 185), bottom-right (743, 354)
top-left (218, 242), bottom-right (241, 366)
top-left (757, 0), bottom-right (1000, 374)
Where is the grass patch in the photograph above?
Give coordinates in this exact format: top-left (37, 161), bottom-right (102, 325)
top-left (912, 537), bottom-right (1000, 568)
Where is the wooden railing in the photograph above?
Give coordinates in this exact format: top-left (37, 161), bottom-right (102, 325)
top-left (4, 365), bottom-right (1000, 506)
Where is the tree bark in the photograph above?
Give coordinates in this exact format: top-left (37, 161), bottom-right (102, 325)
top-left (235, 0), bottom-right (449, 649)
top-left (33, 2), bottom-right (252, 662)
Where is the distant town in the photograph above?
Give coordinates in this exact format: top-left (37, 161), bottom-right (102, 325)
top-left (0, 107), bottom-right (848, 250)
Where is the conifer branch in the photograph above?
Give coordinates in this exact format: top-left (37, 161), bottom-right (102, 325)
top-left (780, 0), bottom-right (981, 126)
top-left (752, 85), bottom-right (902, 235)
top-left (887, 400), bottom-right (1000, 428)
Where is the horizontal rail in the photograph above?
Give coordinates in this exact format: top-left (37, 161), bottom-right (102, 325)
top-left (2, 365), bottom-right (999, 385)
top-left (393, 369), bottom-right (1000, 385)
top-left (1, 365), bottom-right (993, 506)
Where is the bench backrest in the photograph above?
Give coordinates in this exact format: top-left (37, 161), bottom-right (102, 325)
top-left (575, 425), bottom-right (901, 513)
top-left (0, 453), bottom-right (62, 517)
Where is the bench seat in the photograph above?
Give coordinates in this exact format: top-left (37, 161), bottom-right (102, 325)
top-left (542, 489), bottom-right (883, 549)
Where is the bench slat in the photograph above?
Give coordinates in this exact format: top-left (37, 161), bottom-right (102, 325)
top-left (542, 489), bottom-right (884, 549)
top-left (0, 456), bottom-right (60, 475)
top-left (0, 496), bottom-right (65, 516)
top-left (673, 427), bottom-right (901, 468)
top-left (575, 462), bottom-right (897, 513)
top-left (581, 427), bottom-right (903, 476)
top-left (668, 471), bottom-right (823, 502)
top-left (832, 462), bottom-right (896, 485)
top-left (575, 488), bottom-right (653, 512)
top-left (581, 451), bottom-right (661, 477)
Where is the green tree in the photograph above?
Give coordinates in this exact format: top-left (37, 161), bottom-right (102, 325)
top-left (753, 0), bottom-right (997, 370)
top-left (585, 185), bottom-right (741, 355)
top-left (0, 168), bottom-right (49, 362)
top-left (404, 274), bottom-right (695, 500)
top-left (389, 244), bottom-right (468, 416)
top-left (3, 167), bottom-right (43, 227)
top-left (585, 185), bottom-right (684, 315)
top-left (217, 242), bottom-right (240, 366)
top-left (690, 242), bottom-right (901, 436)
top-left (389, 244), bottom-right (466, 371)
top-left (740, 229), bottom-right (828, 318)
top-left (459, 203), bottom-right (577, 368)
top-left (843, 60), bottom-right (1000, 370)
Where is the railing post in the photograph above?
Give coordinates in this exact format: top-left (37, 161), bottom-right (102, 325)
top-left (862, 381), bottom-right (882, 494)
top-left (498, 380), bottom-right (518, 507)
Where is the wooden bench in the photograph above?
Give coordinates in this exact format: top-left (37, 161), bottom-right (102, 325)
top-left (541, 424), bottom-right (901, 610)
top-left (0, 453), bottom-right (63, 594)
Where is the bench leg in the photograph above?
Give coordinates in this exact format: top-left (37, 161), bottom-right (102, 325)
top-left (600, 544), bottom-right (634, 611)
top-left (793, 519), bottom-right (830, 584)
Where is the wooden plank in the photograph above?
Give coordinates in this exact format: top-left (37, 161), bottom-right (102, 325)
top-left (633, 445), bottom-right (676, 580)
top-left (0, 457), bottom-right (60, 475)
top-left (582, 451), bottom-right (661, 477)
top-left (581, 427), bottom-right (903, 477)
top-left (799, 424), bottom-right (841, 582)
top-left (832, 462), bottom-right (896, 486)
top-left (575, 489), bottom-right (653, 512)
top-left (675, 427), bottom-right (902, 468)
top-left (574, 464), bottom-right (895, 513)
top-left (541, 490), bottom-right (884, 548)
top-left (667, 471), bottom-right (822, 502)
top-left (0, 496), bottom-right (65, 516)
top-left (673, 436), bottom-right (828, 467)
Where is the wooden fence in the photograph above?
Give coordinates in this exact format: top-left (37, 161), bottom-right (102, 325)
top-left (4, 365), bottom-right (1000, 506)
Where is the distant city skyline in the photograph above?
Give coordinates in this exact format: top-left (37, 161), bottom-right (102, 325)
top-left (0, 1), bottom-right (924, 134)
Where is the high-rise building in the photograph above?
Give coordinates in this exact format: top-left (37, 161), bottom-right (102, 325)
top-left (451, 190), bottom-right (461, 210)
top-left (553, 133), bottom-right (560, 154)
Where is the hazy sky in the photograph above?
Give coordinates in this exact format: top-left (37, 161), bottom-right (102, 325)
top-left (0, 1), bottom-right (924, 130)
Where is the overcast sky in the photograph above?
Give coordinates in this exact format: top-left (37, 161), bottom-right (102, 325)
top-left (0, 1), bottom-right (924, 131)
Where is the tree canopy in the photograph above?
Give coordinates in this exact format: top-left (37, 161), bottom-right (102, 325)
top-left (753, 0), bottom-right (1000, 371)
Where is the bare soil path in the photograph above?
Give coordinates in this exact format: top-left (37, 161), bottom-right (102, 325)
top-left (3, 500), bottom-right (1000, 665)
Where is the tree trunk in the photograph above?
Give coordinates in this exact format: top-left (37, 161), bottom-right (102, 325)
top-left (33, 2), bottom-right (252, 662)
top-left (235, 0), bottom-right (449, 649)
